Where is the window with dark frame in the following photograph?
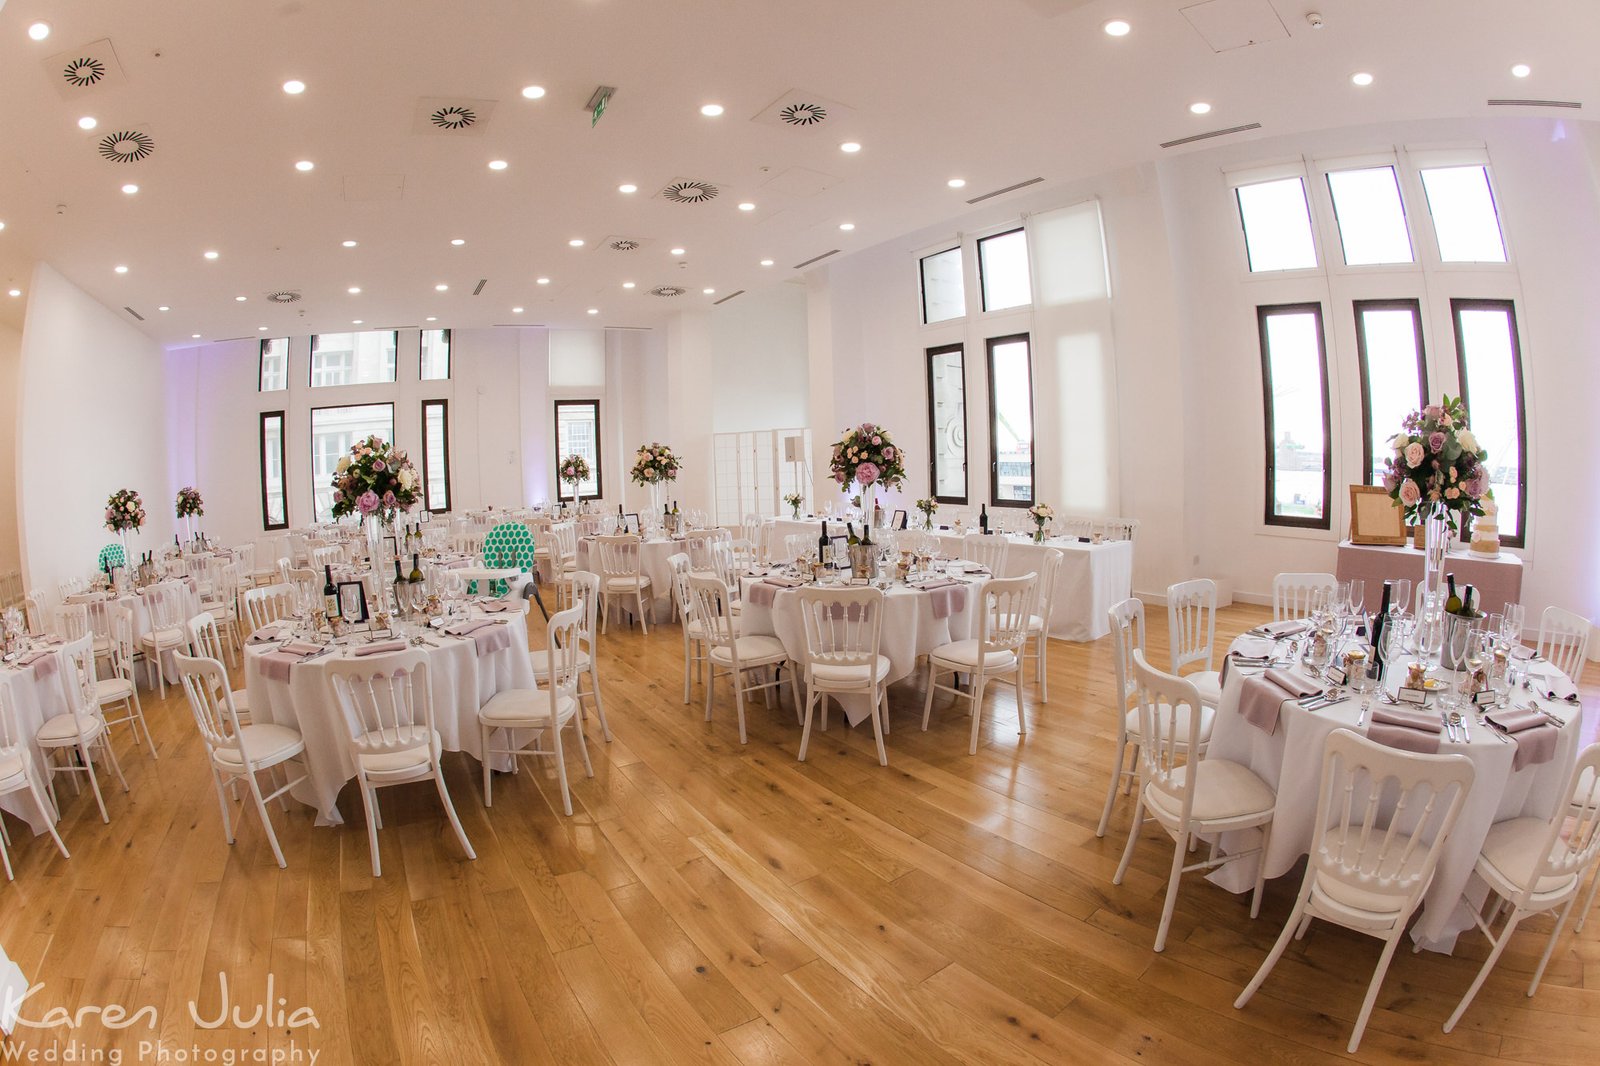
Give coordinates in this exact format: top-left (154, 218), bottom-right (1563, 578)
top-left (554, 399), bottom-right (602, 501)
top-left (985, 333), bottom-right (1034, 507)
top-left (925, 343), bottom-right (967, 503)
top-left (919, 247), bottom-right (965, 324)
top-left (259, 338), bottom-right (289, 392)
top-left (1354, 299), bottom-right (1428, 487)
top-left (420, 328), bottom-right (451, 381)
top-left (309, 330), bottom-right (398, 387)
top-left (1258, 303), bottom-right (1332, 529)
top-left (259, 411), bottom-right (288, 530)
top-left (1451, 299), bottom-right (1527, 546)
top-left (422, 399), bottom-right (451, 513)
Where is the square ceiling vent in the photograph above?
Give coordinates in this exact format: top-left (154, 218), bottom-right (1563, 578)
top-left (44, 38), bottom-right (128, 99)
top-left (412, 97), bottom-right (498, 135)
top-left (1180, 0), bottom-right (1290, 52)
top-left (752, 89), bottom-right (857, 130)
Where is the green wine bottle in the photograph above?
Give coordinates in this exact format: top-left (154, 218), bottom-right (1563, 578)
top-left (1444, 574), bottom-right (1462, 615)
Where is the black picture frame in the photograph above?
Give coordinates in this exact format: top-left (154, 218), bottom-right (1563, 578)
top-left (828, 535), bottom-right (850, 568)
top-left (623, 513), bottom-right (640, 535)
top-left (337, 581), bottom-right (369, 623)
top-left (892, 509), bottom-right (908, 530)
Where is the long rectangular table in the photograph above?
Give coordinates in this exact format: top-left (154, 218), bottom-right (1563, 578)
top-left (1335, 540), bottom-right (1524, 616)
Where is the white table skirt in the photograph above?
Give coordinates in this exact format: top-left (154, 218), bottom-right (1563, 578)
top-left (242, 612), bottom-right (535, 826)
top-left (1206, 637), bottom-right (1581, 951)
top-left (0, 652), bottom-right (71, 834)
top-left (574, 537), bottom-right (682, 615)
top-left (737, 576), bottom-right (981, 726)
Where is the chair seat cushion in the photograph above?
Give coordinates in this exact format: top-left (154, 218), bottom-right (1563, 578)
top-left (37, 713), bottom-right (106, 744)
top-left (1185, 670), bottom-right (1223, 707)
top-left (930, 639), bottom-right (1017, 671)
top-left (479, 689), bottom-right (577, 726)
top-left (709, 635), bottom-right (788, 666)
top-left (1146, 759), bottom-right (1275, 825)
top-left (141, 626), bottom-right (187, 648)
top-left (1478, 816), bottom-right (1578, 895)
top-left (1308, 825), bottom-right (1434, 916)
top-left (213, 723), bottom-right (305, 771)
top-left (0, 753), bottom-right (27, 786)
top-left (355, 727), bottom-right (441, 776)
top-left (96, 677), bottom-right (136, 703)
top-left (604, 576), bottom-right (651, 592)
top-left (811, 656), bottom-right (892, 686)
top-left (527, 648), bottom-right (592, 676)
top-left (1025, 614), bottom-right (1047, 635)
top-left (1123, 702), bottom-right (1214, 747)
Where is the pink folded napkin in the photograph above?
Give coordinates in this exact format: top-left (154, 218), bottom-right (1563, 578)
top-left (19, 648), bottom-right (58, 679)
top-left (354, 640), bottom-right (408, 657)
top-left (1258, 620), bottom-right (1310, 638)
top-left (1221, 636), bottom-right (1277, 684)
top-left (445, 620), bottom-right (513, 655)
top-left (924, 584), bottom-right (968, 621)
top-left (256, 643), bottom-right (322, 681)
top-left (1367, 706), bottom-right (1443, 754)
top-left (1485, 708), bottom-right (1561, 771)
top-left (282, 640), bottom-right (322, 656)
top-left (764, 575), bottom-right (804, 588)
top-left (745, 583), bottom-right (782, 608)
top-left (479, 599), bottom-right (517, 613)
top-left (250, 626), bottom-right (284, 642)
top-left (1238, 668), bottom-right (1320, 735)
top-left (915, 577), bottom-right (962, 591)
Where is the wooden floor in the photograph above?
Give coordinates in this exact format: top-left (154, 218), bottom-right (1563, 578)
top-left (1, 598), bottom-right (1597, 1065)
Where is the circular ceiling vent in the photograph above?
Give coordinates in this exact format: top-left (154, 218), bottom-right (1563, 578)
top-left (62, 57), bottom-right (107, 87)
top-left (608, 238), bottom-right (642, 252)
top-left (662, 180), bottom-right (718, 204)
top-left (265, 290), bottom-right (303, 304)
top-left (650, 286), bottom-right (687, 298)
top-left (779, 102), bottom-right (827, 126)
top-left (98, 130), bottom-right (153, 163)
top-left (429, 105), bottom-right (476, 130)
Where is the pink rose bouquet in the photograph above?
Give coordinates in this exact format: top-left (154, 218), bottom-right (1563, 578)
top-left (105, 488), bottom-right (145, 533)
top-left (629, 442), bottom-right (681, 485)
top-left (330, 435), bottom-right (420, 523)
top-left (1382, 395), bottom-right (1489, 532)
top-left (828, 422), bottom-right (906, 492)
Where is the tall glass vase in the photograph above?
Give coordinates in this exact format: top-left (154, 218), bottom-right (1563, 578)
top-left (1422, 505), bottom-right (1450, 603)
top-left (860, 483), bottom-right (876, 533)
top-left (649, 481), bottom-right (664, 525)
top-left (366, 513), bottom-right (388, 617)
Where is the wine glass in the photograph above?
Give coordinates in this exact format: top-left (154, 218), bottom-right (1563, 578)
top-left (1501, 602), bottom-right (1526, 646)
top-left (1344, 579), bottom-right (1365, 619)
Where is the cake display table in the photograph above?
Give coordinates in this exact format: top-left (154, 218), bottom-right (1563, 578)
top-left (1335, 540), bottom-right (1523, 617)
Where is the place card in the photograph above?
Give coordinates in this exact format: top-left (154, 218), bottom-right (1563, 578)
top-left (1325, 666), bottom-right (1346, 686)
top-left (1473, 690), bottom-right (1498, 708)
top-left (1398, 687), bottom-right (1429, 706)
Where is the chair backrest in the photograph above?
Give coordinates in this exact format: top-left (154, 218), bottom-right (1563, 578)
top-left (55, 602), bottom-right (90, 642)
top-left (544, 604), bottom-right (586, 701)
top-left (727, 538), bottom-right (758, 573)
top-left (285, 567), bottom-right (319, 608)
top-left (740, 515), bottom-right (765, 558)
top-left (796, 586), bottom-right (883, 673)
top-left (784, 534), bottom-right (815, 562)
top-left (1307, 728), bottom-right (1476, 917)
top-left (1273, 572), bottom-right (1337, 623)
top-left (58, 633), bottom-right (99, 721)
top-left (0, 680), bottom-right (25, 756)
top-left (1166, 578), bottom-right (1217, 674)
top-left (685, 529), bottom-right (729, 571)
top-left (552, 522), bottom-right (578, 560)
top-left (565, 570), bottom-right (601, 652)
top-left (686, 574), bottom-right (738, 650)
top-left (668, 553), bottom-right (694, 621)
top-left (107, 605), bottom-right (137, 680)
top-left (1034, 547), bottom-right (1064, 621)
top-left (325, 651), bottom-right (438, 758)
top-left (23, 593), bottom-right (45, 636)
top-left (710, 544), bottom-right (742, 597)
top-left (595, 534), bottom-right (644, 581)
top-left (976, 573), bottom-right (1037, 654)
top-left (186, 612), bottom-right (228, 663)
top-left (288, 531), bottom-right (310, 567)
top-left (243, 583), bottom-right (296, 632)
top-left (1517, 743), bottom-right (1600, 906)
top-left (233, 542), bottom-right (257, 577)
top-left (1537, 606), bottom-right (1591, 680)
top-left (1107, 597), bottom-right (1147, 713)
top-left (84, 595), bottom-right (114, 642)
top-left (311, 544), bottom-right (343, 568)
top-left (143, 580), bottom-right (189, 631)
top-left (961, 533), bottom-right (1009, 574)
top-left (175, 652), bottom-right (247, 760)
top-left (1130, 649), bottom-right (1208, 823)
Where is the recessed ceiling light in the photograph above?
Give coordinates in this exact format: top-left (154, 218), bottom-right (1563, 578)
top-left (947, 178), bottom-right (967, 189)
top-left (840, 142), bottom-right (861, 153)
top-left (1351, 71), bottom-right (1374, 87)
top-left (434, 283), bottom-right (448, 291)
top-left (203, 250), bottom-right (219, 260)
top-left (77, 116), bottom-right (97, 131)
top-left (282, 79), bottom-right (306, 95)
top-left (121, 183), bottom-right (139, 194)
top-left (487, 159), bottom-right (508, 171)
top-left (738, 202), bottom-right (756, 211)
top-left (1189, 101), bottom-right (1212, 115)
top-left (670, 247), bottom-right (686, 256)
top-left (191, 333), bottom-right (202, 339)
top-left (520, 85), bottom-right (546, 99)
top-left (234, 295), bottom-right (247, 302)
top-left (425, 316), bottom-right (438, 322)
top-left (622, 281), bottom-right (635, 289)
top-left (1103, 19), bottom-right (1131, 37)
top-left (294, 159), bottom-right (314, 172)
top-left (258, 326), bottom-right (268, 331)
top-left (587, 307), bottom-right (599, 315)
top-left (700, 103), bottom-right (724, 117)
top-left (760, 259), bottom-right (774, 267)
top-left (8, 289), bottom-right (21, 297)
top-left (341, 240), bottom-right (357, 248)
top-left (113, 265), bottom-right (128, 274)
top-left (352, 319), bottom-right (363, 325)
top-left (839, 222), bottom-right (855, 231)
top-left (618, 183), bottom-right (637, 194)
top-left (0, 221), bottom-right (6, 230)
top-left (450, 238), bottom-right (465, 246)
top-left (512, 306), bottom-right (524, 313)
top-left (27, 21), bottom-right (51, 41)
top-left (568, 238), bottom-right (584, 247)
top-left (1511, 63), bottom-right (1531, 78)
top-left (702, 288), bottom-right (715, 295)
top-left (347, 286), bottom-right (361, 294)
top-left (158, 305), bottom-right (170, 311)
top-left (536, 277), bottom-right (550, 285)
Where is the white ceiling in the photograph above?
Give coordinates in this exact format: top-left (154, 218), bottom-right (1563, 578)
top-left (0, 0), bottom-right (1592, 345)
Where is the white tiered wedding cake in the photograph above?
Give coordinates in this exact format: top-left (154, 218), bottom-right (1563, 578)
top-left (1470, 497), bottom-right (1499, 556)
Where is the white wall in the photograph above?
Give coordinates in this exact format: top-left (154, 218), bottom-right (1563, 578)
top-left (710, 283), bottom-right (809, 433)
top-left (17, 264), bottom-right (172, 589)
top-left (0, 320), bottom-right (22, 574)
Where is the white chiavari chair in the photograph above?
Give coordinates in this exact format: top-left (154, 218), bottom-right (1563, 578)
top-left (921, 573), bottom-right (1037, 755)
top-left (595, 534), bottom-right (654, 634)
top-left (687, 574), bottom-right (792, 745)
top-left (959, 532), bottom-right (1009, 574)
top-left (242, 583), bottom-right (296, 635)
top-left (669, 554), bottom-right (707, 704)
top-left (137, 580), bottom-right (190, 699)
top-left (795, 585), bottom-right (890, 766)
top-left (98, 605), bottom-right (156, 758)
top-left (186, 613), bottom-right (250, 722)
top-left (1272, 572), bottom-right (1337, 623)
top-left (36, 634), bottom-right (128, 824)
top-left (1020, 547), bottom-right (1063, 703)
top-left (1166, 577), bottom-right (1221, 709)
top-left (0, 684), bottom-right (70, 880)
top-left (1536, 606), bottom-right (1591, 680)
top-left (528, 571), bottom-right (610, 742)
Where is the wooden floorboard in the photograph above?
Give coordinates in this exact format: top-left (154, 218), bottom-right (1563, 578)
top-left (0, 594), bottom-right (1595, 1064)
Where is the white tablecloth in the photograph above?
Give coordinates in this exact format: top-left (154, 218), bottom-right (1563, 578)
top-left (1206, 634), bottom-right (1581, 951)
top-left (242, 611), bottom-right (535, 826)
top-left (737, 576), bottom-right (981, 726)
top-left (574, 537), bottom-right (683, 616)
top-left (0, 649), bottom-right (71, 834)
top-left (69, 580), bottom-right (203, 683)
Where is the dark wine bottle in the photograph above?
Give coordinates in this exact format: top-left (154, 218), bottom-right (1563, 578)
top-left (979, 504), bottom-right (989, 535)
top-left (323, 565), bottom-right (340, 618)
top-left (1370, 580), bottom-right (1392, 679)
top-left (817, 521), bottom-right (830, 567)
top-left (409, 553), bottom-right (424, 584)
top-left (1462, 585), bottom-right (1477, 617)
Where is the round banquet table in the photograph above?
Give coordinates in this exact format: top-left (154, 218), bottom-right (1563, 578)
top-left (242, 608), bottom-right (535, 826)
top-left (68, 578), bottom-right (202, 683)
top-left (574, 536), bottom-right (682, 616)
top-left (737, 572), bottom-right (983, 726)
top-left (1206, 627), bottom-right (1583, 952)
top-left (0, 644), bottom-right (72, 834)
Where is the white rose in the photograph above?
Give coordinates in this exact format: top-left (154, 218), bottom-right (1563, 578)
top-left (336, 456), bottom-right (351, 473)
top-left (398, 467), bottom-right (418, 490)
top-left (1392, 434), bottom-right (1408, 453)
top-left (1457, 429), bottom-right (1478, 453)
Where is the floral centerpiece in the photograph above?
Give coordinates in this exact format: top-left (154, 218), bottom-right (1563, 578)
top-left (783, 492), bottom-right (804, 520)
top-left (630, 442), bottom-right (681, 485)
top-left (557, 454), bottom-right (591, 506)
top-left (830, 422), bottom-right (906, 525)
top-left (915, 498), bottom-right (938, 530)
top-left (1027, 502), bottom-right (1054, 542)
top-left (330, 435), bottom-right (419, 526)
top-left (106, 488), bottom-right (145, 533)
top-left (1382, 396), bottom-right (1490, 531)
top-left (175, 486), bottom-right (204, 519)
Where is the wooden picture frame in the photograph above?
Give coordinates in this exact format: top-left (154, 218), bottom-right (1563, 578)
top-left (1348, 485), bottom-right (1407, 546)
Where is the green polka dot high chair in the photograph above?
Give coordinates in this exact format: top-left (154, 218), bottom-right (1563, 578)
top-left (479, 521), bottom-right (539, 595)
top-left (97, 542), bottom-right (127, 573)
